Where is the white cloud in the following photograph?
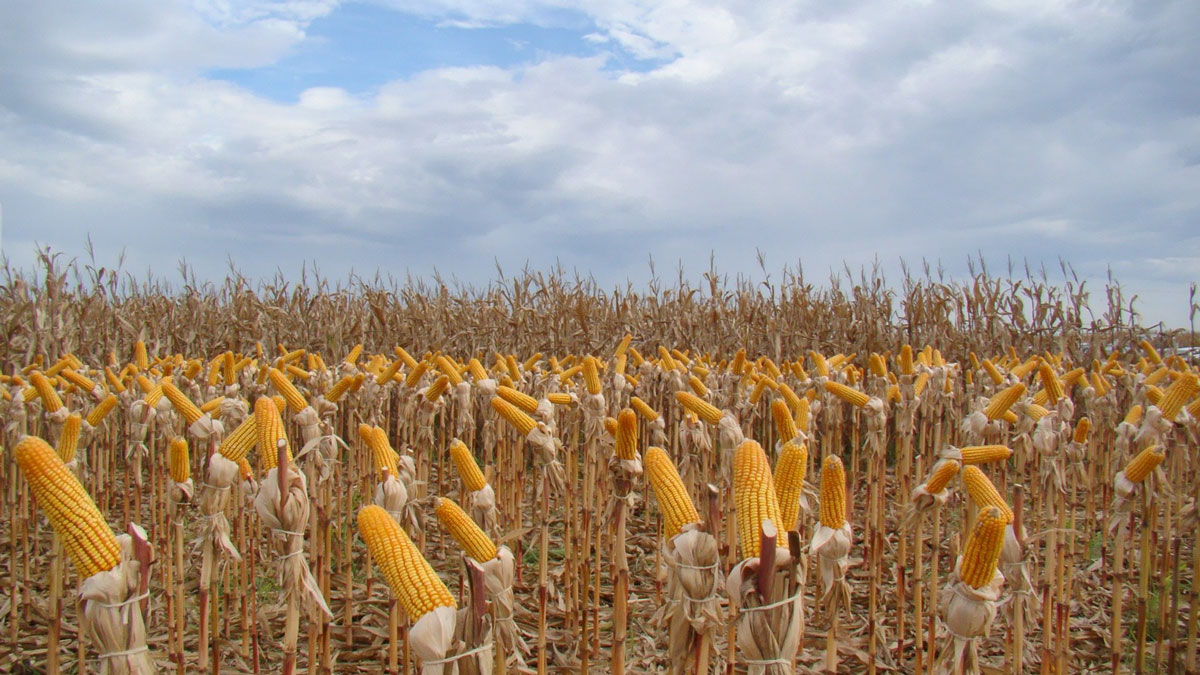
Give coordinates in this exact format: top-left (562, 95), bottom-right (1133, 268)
top-left (1, 0), bottom-right (1198, 326)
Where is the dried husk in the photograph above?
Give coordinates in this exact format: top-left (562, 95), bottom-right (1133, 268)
top-left (725, 546), bottom-right (804, 675)
top-left (80, 529), bottom-right (155, 675)
top-left (656, 526), bottom-right (722, 673)
top-left (935, 562), bottom-right (1003, 675)
top-left (254, 463), bottom-right (332, 618)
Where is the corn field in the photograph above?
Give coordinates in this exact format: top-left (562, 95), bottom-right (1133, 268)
top-left (1, 252), bottom-right (1198, 673)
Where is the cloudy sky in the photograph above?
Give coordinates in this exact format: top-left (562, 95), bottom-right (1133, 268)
top-left (1, 0), bottom-right (1197, 327)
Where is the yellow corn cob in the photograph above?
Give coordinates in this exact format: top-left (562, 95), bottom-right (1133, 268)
top-left (824, 380), bottom-right (869, 408)
top-left (772, 398), bottom-right (798, 442)
top-left (425, 374), bottom-right (451, 402)
top-left (435, 355), bottom-right (464, 386)
top-left (255, 396), bottom-right (291, 473)
top-left (449, 440), bottom-right (486, 492)
top-left (87, 394), bottom-right (119, 427)
top-left (375, 357), bottom-right (403, 386)
top-left (914, 371), bottom-right (930, 397)
top-left (270, 368), bottom-right (309, 412)
top-left (547, 392), bottom-right (574, 406)
top-left (45, 356), bottom-right (74, 378)
top-left (692, 364), bottom-right (709, 379)
top-left (1090, 372), bottom-right (1109, 397)
top-left (657, 346), bottom-right (678, 371)
top-left (467, 358), bottom-right (488, 381)
top-left (1010, 358), bottom-right (1039, 380)
top-left (628, 346), bottom-right (645, 367)
top-left (358, 505), bottom-right (455, 619)
top-left (924, 459), bottom-right (960, 494)
top-left (603, 416), bottom-right (618, 437)
top-left (898, 345), bottom-right (915, 376)
top-left (362, 425), bottom-right (401, 478)
top-left (344, 343), bottom-right (363, 366)
top-left (15, 436), bottom-right (121, 579)
top-left (1062, 367), bottom-right (1085, 390)
top-left (582, 356), bottom-right (602, 395)
top-left (1124, 445), bottom-right (1165, 483)
top-left (169, 436), bottom-right (190, 484)
top-left (749, 377), bottom-right (771, 405)
top-left (220, 351), bottom-right (235, 386)
top-left (868, 353), bottom-right (887, 378)
top-left (818, 454), bottom-right (847, 529)
top-left (687, 375), bottom-right (708, 398)
top-left (734, 440), bottom-right (782, 558)
top-left (808, 351), bottom-right (828, 378)
top-left (1123, 404), bottom-right (1143, 426)
top-left (60, 369), bottom-right (96, 393)
top-left (645, 446), bottom-right (700, 540)
top-left (559, 364), bottom-right (582, 384)
top-left (134, 340), bottom-right (149, 370)
top-left (959, 445), bottom-right (1012, 465)
top-left (390, 346), bottom-right (416, 371)
top-left (675, 391), bottom-right (722, 426)
top-left (1140, 339), bottom-right (1163, 365)
top-left (983, 383), bottom-right (1026, 420)
top-left (795, 397), bottom-right (811, 433)
top-left (961, 466), bottom-right (1013, 521)
top-left (502, 354), bottom-right (519, 381)
top-left (614, 353), bottom-right (628, 376)
top-left (104, 367), bottom-right (127, 394)
top-left (325, 374), bottom-right (356, 403)
top-left (630, 396), bottom-right (659, 421)
top-left (434, 497), bottom-right (497, 562)
top-left (1187, 396), bottom-right (1200, 421)
top-left (981, 359), bottom-right (1004, 386)
top-left (773, 441), bottom-right (808, 532)
top-left (1039, 363), bottom-right (1063, 405)
top-left (762, 358), bottom-right (782, 381)
top-left (162, 377), bottom-right (204, 425)
top-left (498, 374), bottom-right (515, 389)
top-left (1073, 417), bottom-right (1090, 444)
top-left (402, 361), bottom-right (427, 388)
top-left (1145, 385), bottom-right (1163, 407)
top-left (522, 352), bottom-right (542, 373)
top-left (1158, 372), bottom-right (1199, 420)
top-left (960, 506), bottom-right (1007, 589)
top-left (497, 385), bottom-right (539, 414)
top-left (491, 397), bottom-right (537, 436)
top-left (730, 349), bottom-right (747, 375)
top-left (615, 334), bottom-right (633, 358)
top-left (30, 371), bottom-right (63, 412)
top-left (218, 416), bottom-right (258, 463)
top-left (56, 414), bottom-right (82, 463)
top-left (614, 408), bottom-right (638, 461)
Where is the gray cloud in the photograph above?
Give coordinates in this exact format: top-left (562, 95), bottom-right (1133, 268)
top-left (1, 0), bottom-right (1197, 326)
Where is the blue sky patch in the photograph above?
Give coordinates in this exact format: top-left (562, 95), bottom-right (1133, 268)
top-left (208, 2), bottom-right (665, 102)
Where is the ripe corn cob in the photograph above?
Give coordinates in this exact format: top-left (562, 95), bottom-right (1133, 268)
top-left (449, 440), bottom-right (486, 492)
top-left (343, 343), bottom-right (363, 366)
top-left (559, 365), bottom-right (582, 384)
top-left (497, 385), bottom-right (539, 414)
top-left (749, 377), bottom-right (771, 405)
top-left (326, 374), bottom-right (356, 403)
top-left (1125, 445), bottom-right (1165, 483)
top-left (219, 416), bottom-right (258, 463)
top-left (504, 354), bottom-right (521, 380)
top-left (899, 345), bottom-right (915, 376)
top-left (436, 355), bottom-right (464, 386)
top-left (868, 353), bottom-right (887, 377)
top-left (358, 505), bottom-right (455, 619)
top-left (425, 374), bottom-right (451, 401)
top-left (394, 346), bottom-right (419, 371)
top-left (630, 396), bottom-right (659, 421)
top-left (645, 447), bottom-right (700, 539)
top-left (1090, 372), bottom-right (1109, 397)
top-left (56, 413), bottom-right (82, 463)
top-left (582, 356), bottom-right (602, 395)
top-left (1158, 372), bottom-right (1199, 420)
top-left (360, 424), bottom-right (400, 478)
top-left (15, 436), bottom-right (121, 579)
top-left (134, 340), bottom-right (149, 370)
top-left (628, 346), bottom-right (645, 367)
top-left (272, 394), bottom-right (287, 415)
top-left (435, 497), bottom-right (498, 562)
top-left (491, 397), bottom-right (537, 436)
top-left (961, 466), bottom-right (1013, 521)
top-left (1145, 385), bottom-right (1163, 407)
top-left (1073, 417), bottom-right (1090, 444)
top-left (268, 368), bottom-right (308, 412)
top-left (467, 358), bottom-right (488, 381)
top-left (522, 352), bottom-right (542, 373)
top-left (1039, 362), bottom-right (1063, 405)
top-left (614, 408), bottom-right (638, 461)
top-left (60, 369), bottom-right (97, 393)
top-left (404, 361), bottom-right (429, 388)
top-left (824, 380), bottom-right (869, 408)
top-left (104, 367), bottom-right (126, 394)
top-left (169, 436), bottom-right (191, 484)
top-left (87, 394), bottom-right (119, 427)
top-left (688, 375), bottom-right (708, 397)
top-left (772, 398), bottom-right (797, 442)
top-left (1123, 405), bottom-right (1143, 426)
top-left (914, 372), bottom-right (930, 397)
top-left (819, 455), bottom-right (847, 529)
top-left (162, 377), bottom-right (204, 425)
top-left (1140, 339), bottom-right (1163, 365)
top-left (795, 397), bottom-right (810, 433)
top-left (960, 506), bottom-right (1007, 588)
top-left (255, 396), bottom-right (291, 472)
top-left (810, 351), bottom-right (829, 377)
top-left (959, 445), bottom-right (1012, 465)
top-left (983, 383), bottom-right (1026, 420)
top-left (1024, 404), bottom-right (1049, 421)
top-left (731, 349), bottom-right (747, 375)
top-left (774, 440), bottom-right (808, 532)
top-left (603, 417), bottom-right (618, 437)
top-left (733, 440), bottom-right (782, 558)
top-left (30, 371), bottom-right (63, 412)
top-left (925, 459), bottom-right (960, 493)
top-left (658, 346), bottom-right (678, 371)
top-left (547, 392), bottom-right (573, 406)
top-left (981, 359), bottom-right (1004, 386)
top-left (675, 391), bottom-right (722, 426)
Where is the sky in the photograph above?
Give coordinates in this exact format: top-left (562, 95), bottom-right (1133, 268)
top-left (0, 0), bottom-right (1197, 328)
